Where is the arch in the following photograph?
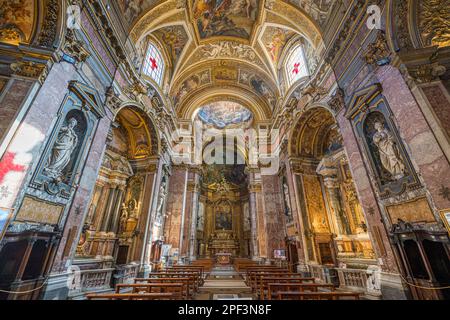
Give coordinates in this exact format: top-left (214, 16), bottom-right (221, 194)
top-left (178, 86), bottom-right (272, 122)
top-left (289, 106), bottom-right (339, 158)
top-left (114, 104), bottom-right (161, 158)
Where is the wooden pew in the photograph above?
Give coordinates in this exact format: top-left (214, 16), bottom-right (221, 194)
top-left (234, 259), bottom-right (257, 272)
top-left (146, 272), bottom-right (198, 291)
top-left (165, 267), bottom-right (204, 285)
top-left (267, 283), bottom-right (336, 300)
top-left (247, 271), bottom-right (292, 289)
top-left (135, 277), bottom-right (193, 297)
top-left (273, 292), bottom-right (361, 300)
top-left (86, 293), bottom-right (176, 300)
top-left (191, 259), bottom-right (214, 272)
top-left (244, 267), bottom-right (288, 279)
top-left (162, 269), bottom-right (203, 289)
top-left (116, 283), bottom-right (186, 299)
top-left (258, 277), bottom-right (316, 299)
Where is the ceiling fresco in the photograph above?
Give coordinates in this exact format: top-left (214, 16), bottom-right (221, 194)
top-left (118, 0), bottom-right (160, 25)
top-left (124, 0), bottom-right (326, 119)
top-left (261, 26), bottom-right (296, 63)
top-left (191, 0), bottom-right (260, 41)
top-left (172, 69), bottom-right (212, 106)
top-left (197, 101), bottom-right (253, 129)
top-left (0, 0), bottom-right (34, 45)
top-left (153, 25), bottom-right (189, 69)
top-left (285, 0), bottom-right (335, 27)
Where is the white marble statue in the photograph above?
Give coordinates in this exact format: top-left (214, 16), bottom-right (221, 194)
top-left (372, 121), bottom-right (406, 180)
top-left (44, 118), bottom-right (79, 180)
top-left (156, 180), bottom-right (168, 218)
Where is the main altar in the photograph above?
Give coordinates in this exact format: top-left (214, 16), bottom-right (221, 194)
top-left (216, 253), bottom-right (233, 265)
top-left (208, 231), bottom-right (240, 257)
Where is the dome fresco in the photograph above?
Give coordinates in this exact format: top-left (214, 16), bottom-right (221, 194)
top-left (197, 101), bottom-right (253, 129)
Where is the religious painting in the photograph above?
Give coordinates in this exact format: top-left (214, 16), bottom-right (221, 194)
top-left (303, 175), bottom-right (330, 234)
top-left (215, 211), bottom-right (232, 231)
top-left (173, 70), bottom-right (211, 105)
top-left (197, 101), bottom-right (253, 129)
top-left (287, 0), bottom-right (334, 26)
top-left (0, 207), bottom-right (13, 239)
top-left (154, 25), bottom-right (189, 67)
top-left (262, 26), bottom-right (295, 63)
top-left (192, 0), bottom-right (259, 40)
top-left (118, 0), bottom-right (159, 25)
top-left (0, 0), bottom-right (34, 45)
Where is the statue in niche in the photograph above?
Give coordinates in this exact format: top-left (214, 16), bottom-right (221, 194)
top-left (156, 180), bottom-right (168, 220)
top-left (283, 181), bottom-right (293, 221)
top-left (372, 121), bottom-right (406, 180)
top-left (119, 203), bottom-right (129, 233)
top-left (44, 118), bottom-right (79, 180)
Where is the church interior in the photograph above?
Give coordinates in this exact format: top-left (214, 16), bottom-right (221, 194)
top-left (0, 0), bottom-right (449, 301)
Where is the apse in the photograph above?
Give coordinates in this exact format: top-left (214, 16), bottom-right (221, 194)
top-left (196, 101), bottom-right (253, 129)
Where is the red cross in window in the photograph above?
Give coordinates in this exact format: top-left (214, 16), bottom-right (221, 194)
top-left (0, 152), bottom-right (25, 184)
top-left (292, 62), bottom-right (301, 75)
top-left (149, 57), bottom-right (158, 70)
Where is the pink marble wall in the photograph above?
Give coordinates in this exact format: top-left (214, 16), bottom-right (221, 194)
top-left (132, 171), bottom-right (156, 262)
top-left (421, 85), bottom-right (450, 142)
top-left (283, 158), bottom-right (306, 264)
top-left (376, 65), bottom-right (450, 210)
top-left (337, 111), bottom-right (400, 273)
top-left (164, 167), bottom-right (187, 250)
top-left (261, 175), bottom-right (287, 259)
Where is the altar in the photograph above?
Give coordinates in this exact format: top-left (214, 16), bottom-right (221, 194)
top-left (208, 231), bottom-right (239, 257)
top-left (216, 253), bottom-right (232, 265)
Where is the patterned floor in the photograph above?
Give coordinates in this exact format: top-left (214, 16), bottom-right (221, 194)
top-left (194, 266), bottom-right (254, 300)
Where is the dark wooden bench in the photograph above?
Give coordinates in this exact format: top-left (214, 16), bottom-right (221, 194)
top-left (267, 283), bottom-right (336, 300)
top-left (273, 292), bottom-right (361, 300)
top-left (86, 293), bottom-right (175, 300)
top-left (115, 283), bottom-right (186, 299)
top-left (258, 277), bottom-right (316, 299)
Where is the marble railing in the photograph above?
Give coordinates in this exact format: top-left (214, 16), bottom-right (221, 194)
top-left (69, 267), bottom-right (114, 297)
top-left (308, 264), bottom-right (329, 283)
top-left (113, 263), bottom-right (140, 285)
top-left (336, 268), bottom-right (368, 291)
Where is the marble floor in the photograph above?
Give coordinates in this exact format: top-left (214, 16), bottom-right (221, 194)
top-left (195, 266), bottom-right (254, 300)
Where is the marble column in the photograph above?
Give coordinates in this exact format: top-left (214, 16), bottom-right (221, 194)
top-left (248, 168), bottom-right (262, 259)
top-left (188, 171), bottom-right (201, 261)
top-left (100, 184), bottom-right (119, 232)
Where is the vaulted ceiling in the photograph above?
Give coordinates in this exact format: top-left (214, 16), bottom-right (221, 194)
top-left (115, 0), bottom-right (337, 120)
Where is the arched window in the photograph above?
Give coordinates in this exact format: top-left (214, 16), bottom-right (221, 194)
top-left (143, 42), bottom-right (165, 85)
top-left (286, 44), bottom-right (309, 85)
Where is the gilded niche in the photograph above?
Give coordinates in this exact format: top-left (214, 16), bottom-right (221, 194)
top-left (303, 175), bottom-right (330, 234)
top-left (418, 0), bottom-right (450, 48)
top-left (0, 0), bottom-right (35, 45)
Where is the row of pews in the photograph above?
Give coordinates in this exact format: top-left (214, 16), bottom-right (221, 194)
top-left (86, 262), bottom-right (212, 300)
top-left (240, 263), bottom-right (361, 300)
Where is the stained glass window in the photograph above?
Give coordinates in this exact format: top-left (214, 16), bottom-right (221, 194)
top-left (143, 42), bottom-right (164, 85)
top-left (286, 44), bottom-right (309, 85)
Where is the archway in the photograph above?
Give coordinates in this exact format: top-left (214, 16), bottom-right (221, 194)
top-left (72, 106), bottom-right (160, 296)
top-left (290, 107), bottom-right (375, 267)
